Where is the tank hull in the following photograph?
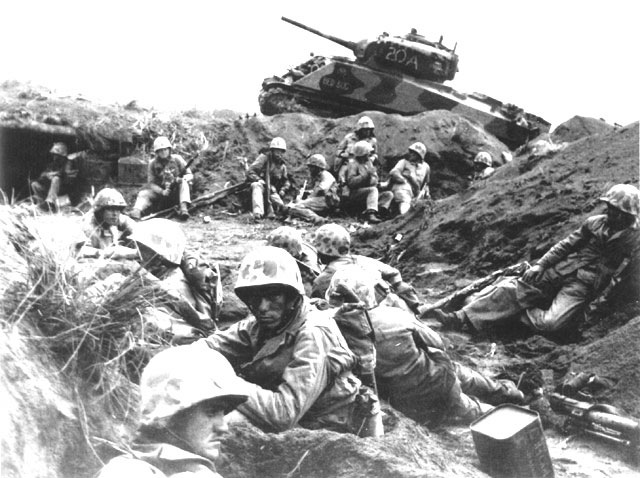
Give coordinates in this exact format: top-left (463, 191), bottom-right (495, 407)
top-left (260, 58), bottom-right (550, 149)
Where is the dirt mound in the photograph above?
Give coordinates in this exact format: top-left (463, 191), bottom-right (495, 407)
top-left (551, 116), bottom-right (616, 144)
top-left (218, 408), bottom-right (486, 478)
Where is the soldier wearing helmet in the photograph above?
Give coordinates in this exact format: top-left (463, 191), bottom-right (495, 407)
top-left (79, 187), bottom-right (138, 260)
top-left (311, 224), bottom-right (423, 314)
top-left (333, 116), bottom-right (379, 177)
top-left (340, 140), bottom-right (383, 224)
top-left (199, 246), bottom-right (369, 434)
top-left (267, 225), bottom-right (322, 296)
top-left (430, 184), bottom-right (640, 336)
top-left (380, 142), bottom-right (432, 216)
top-left (286, 153), bottom-right (339, 225)
top-left (30, 141), bottom-right (79, 212)
top-left (324, 265), bottom-right (525, 425)
top-left (130, 136), bottom-right (193, 221)
top-left (129, 218), bottom-right (223, 333)
top-left (98, 345), bottom-right (248, 477)
top-left (472, 151), bottom-right (495, 180)
top-left (246, 137), bottom-right (291, 220)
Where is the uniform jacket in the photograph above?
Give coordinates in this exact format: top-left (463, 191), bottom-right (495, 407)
top-left (82, 213), bottom-right (135, 249)
top-left (335, 305), bottom-right (455, 424)
top-left (308, 170), bottom-right (336, 198)
top-left (312, 254), bottom-right (402, 299)
top-left (98, 442), bottom-right (221, 478)
top-left (344, 158), bottom-right (378, 190)
top-left (246, 153), bottom-right (290, 192)
top-left (202, 299), bottom-right (360, 432)
top-left (41, 155), bottom-right (78, 181)
top-left (536, 214), bottom-right (640, 291)
top-left (148, 154), bottom-right (191, 189)
top-left (389, 159), bottom-right (430, 197)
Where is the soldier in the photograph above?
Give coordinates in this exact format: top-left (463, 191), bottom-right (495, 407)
top-left (130, 136), bottom-right (193, 220)
top-left (30, 142), bottom-right (79, 212)
top-left (379, 142), bottom-right (431, 216)
top-left (246, 137), bottom-right (291, 220)
top-left (430, 184), bottom-right (640, 336)
top-left (131, 219), bottom-right (222, 334)
top-left (333, 115), bottom-right (378, 176)
top-left (98, 345), bottom-right (248, 478)
top-left (311, 223), bottom-right (422, 314)
top-left (286, 154), bottom-right (339, 224)
top-left (200, 246), bottom-right (378, 435)
top-left (266, 225), bottom-right (322, 297)
top-left (471, 151), bottom-right (495, 180)
top-left (79, 187), bottom-right (138, 260)
top-left (340, 141), bottom-right (382, 224)
top-left (324, 266), bottom-right (525, 425)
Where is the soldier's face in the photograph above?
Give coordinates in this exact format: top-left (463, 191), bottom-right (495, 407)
top-left (173, 402), bottom-right (228, 462)
top-left (102, 207), bottom-right (121, 226)
top-left (271, 149), bottom-right (285, 162)
top-left (246, 287), bottom-right (292, 332)
top-left (156, 148), bottom-right (171, 159)
top-left (606, 204), bottom-right (635, 231)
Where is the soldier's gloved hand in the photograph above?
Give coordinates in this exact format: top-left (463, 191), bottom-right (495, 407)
top-left (523, 264), bottom-right (545, 283)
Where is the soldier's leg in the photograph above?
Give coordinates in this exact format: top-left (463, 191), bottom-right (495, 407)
top-left (454, 362), bottom-right (524, 405)
top-left (132, 185), bottom-right (162, 218)
top-left (378, 190), bottom-right (394, 213)
top-left (250, 181), bottom-right (265, 216)
top-left (45, 176), bottom-right (61, 203)
top-left (270, 192), bottom-right (285, 214)
top-left (523, 278), bottom-right (592, 333)
top-left (460, 277), bottom-right (527, 331)
top-left (30, 180), bottom-right (47, 201)
top-left (394, 190), bottom-right (413, 215)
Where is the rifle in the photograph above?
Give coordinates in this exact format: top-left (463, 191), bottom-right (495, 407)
top-left (295, 180), bottom-right (308, 203)
top-left (550, 392), bottom-right (640, 463)
top-left (264, 152), bottom-right (274, 218)
top-left (141, 182), bottom-right (248, 221)
top-left (419, 261), bottom-right (530, 316)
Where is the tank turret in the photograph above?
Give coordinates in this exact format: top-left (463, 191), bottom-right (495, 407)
top-left (259, 17), bottom-right (550, 149)
top-left (282, 17), bottom-right (458, 83)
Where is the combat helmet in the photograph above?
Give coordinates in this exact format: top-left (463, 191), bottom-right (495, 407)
top-left (267, 226), bottom-right (303, 258)
top-left (326, 264), bottom-right (377, 309)
top-left (356, 116), bottom-right (375, 130)
top-left (353, 140), bottom-right (374, 158)
top-left (129, 218), bottom-right (186, 266)
top-left (600, 184), bottom-right (640, 217)
top-left (270, 137), bottom-right (287, 151)
top-left (49, 142), bottom-right (68, 157)
top-left (312, 223), bottom-right (350, 257)
top-left (93, 188), bottom-right (127, 211)
top-left (153, 136), bottom-right (172, 152)
top-left (234, 246), bottom-right (305, 302)
top-left (474, 151), bottom-right (493, 167)
top-left (408, 142), bottom-right (427, 160)
top-left (308, 153), bottom-right (327, 170)
top-left (140, 344), bottom-right (248, 429)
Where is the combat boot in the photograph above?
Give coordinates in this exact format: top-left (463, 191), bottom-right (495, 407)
top-left (430, 308), bottom-right (465, 331)
top-left (363, 209), bottom-right (381, 224)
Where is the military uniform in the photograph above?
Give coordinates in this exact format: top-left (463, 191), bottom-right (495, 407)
top-left (246, 153), bottom-right (290, 217)
top-left (82, 213), bottom-right (135, 250)
top-left (288, 169), bottom-right (337, 223)
top-left (201, 299), bottom-right (361, 432)
top-left (98, 443), bottom-right (222, 478)
top-left (30, 143), bottom-right (79, 207)
top-left (333, 133), bottom-right (378, 176)
top-left (380, 158), bottom-right (431, 215)
top-left (461, 214), bottom-right (640, 333)
top-left (133, 154), bottom-right (192, 216)
top-left (342, 157), bottom-right (380, 214)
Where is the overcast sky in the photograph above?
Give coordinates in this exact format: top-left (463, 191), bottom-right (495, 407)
top-left (3, 0), bottom-right (638, 130)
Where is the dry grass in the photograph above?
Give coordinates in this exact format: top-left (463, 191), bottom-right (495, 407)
top-left (0, 206), bottom-right (172, 411)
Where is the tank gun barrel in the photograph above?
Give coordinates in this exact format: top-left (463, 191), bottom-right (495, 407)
top-left (282, 16), bottom-right (358, 53)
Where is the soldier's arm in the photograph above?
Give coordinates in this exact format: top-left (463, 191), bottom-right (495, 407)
top-left (233, 327), bottom-right (334, 432)
top-left (147, 160), bottom-right (156, 185)
top-left (536, 219), bottom-right (594, 270)
top-left (199, 320), bottom-right (256, 369)
top-left (176, 155), bottom-right (193, 182)
top-left (246, 155), bottom-right (266, 183)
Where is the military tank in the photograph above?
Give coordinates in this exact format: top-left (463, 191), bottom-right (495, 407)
top-left (259, 17), bottom-right (550, 149)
